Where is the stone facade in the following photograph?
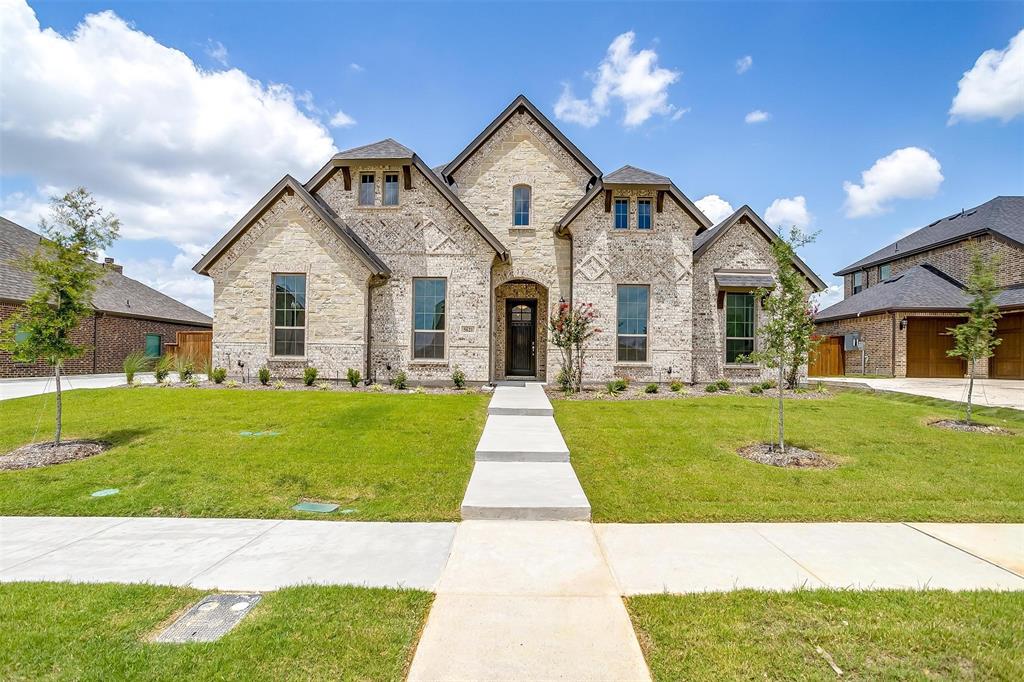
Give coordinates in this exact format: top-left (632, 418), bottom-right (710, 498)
top-left (493, 281), bottom-right (548, 380)
top-left (566, 188), bottom-right (700, 383)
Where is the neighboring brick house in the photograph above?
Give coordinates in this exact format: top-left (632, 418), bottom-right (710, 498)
top-left (194, 95), bottom-right (825, 385)
top-left (815, 196), bottom-right (1024, 379)
top-left (1, 217), bottom-right (212, 378)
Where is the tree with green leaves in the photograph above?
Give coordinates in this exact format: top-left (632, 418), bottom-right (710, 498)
top-left (0, 188), bottom-right (120, 444)
top-left (743, 227), bottom-right (819, 453)
top-left (947, 247), bottom-right (1002, 424)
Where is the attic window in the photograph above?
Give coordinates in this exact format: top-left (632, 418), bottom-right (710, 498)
top-left (614, 198), bottom-right (629, 229)
top-left (359, 173), bottom-right (375, 206)
top-left (879, 263), bottom-right (892, 281)
top-left (384, 173), bottom-right (399, 206)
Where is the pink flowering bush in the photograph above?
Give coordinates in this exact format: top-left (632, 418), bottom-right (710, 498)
top-left (549, 301), bottom-right (599, 393)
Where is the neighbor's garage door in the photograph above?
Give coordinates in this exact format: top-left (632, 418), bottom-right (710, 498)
top-left (906, 317), bottom-right (966, 378)
top-left (991, 312), bottom-right (1024, 379)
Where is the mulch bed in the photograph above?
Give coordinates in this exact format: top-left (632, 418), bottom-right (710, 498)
top-left (0, 440), bottom-right (110, 471)
top-left (144, 380), bottom-right (487, 395)
top-left (738, 442), bottom-right (836, 469)
top-left (547, 385), bottom-right (834, 402)
top-left (929, 419), bottom-right (1013, 435)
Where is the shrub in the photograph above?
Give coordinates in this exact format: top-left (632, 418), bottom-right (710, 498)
top-left (346, 368), bottom-right (361, 387)
top-left (122, 351), bottom-right (149, 385)
top-left (606, 378), bottom-right (628, 395)
top-left (272, 380), bottom-right (286, 390)
top-left (555, 367), bottom-right (572, 393)
top-left (452, 365), bottom-right (466, 389)
top-left (303, 366), bottom-right (318, 386)
top-left (201, 356), bottom-right (214, 379)
top-left (391, 370), bottom-right (408, 390)
top-left (760, 379), bottom-right (777, 390)
top-left (257, 367), bottom-right (271, 385)
top-left (704, 383), bottom-right (719, 393)
top-left (749, 384), bottom-right (764, 395)
top-left (154, 354), bottom-right (173, 383)
top-left (370, 383), bottom-right (384, 392)
top-left (669, 380), bottom-right (684, 393)
top-left (316, 381), bottom-right (331, 391)
top-left (210, 367), bottom-right (227, 384)
top-left (706, 379), bottom-right (731, 392)
top-left (716, 379), bottom-right (731, 391)
top-left (175, 357), bottom-right (194, 382)
top-left (225, 379), bottom-right (239, 388)
top-left (644, 383), bottom-right (658, 394)
top-left (185, 376), bottom-right (200, 388)
top-left (413, 385), bottom-right (426, 394)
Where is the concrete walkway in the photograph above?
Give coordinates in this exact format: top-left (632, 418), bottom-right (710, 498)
top-left (824, 376), bottom-right (1024, 410)
top-left (460, 383), bottom-right (591, 520)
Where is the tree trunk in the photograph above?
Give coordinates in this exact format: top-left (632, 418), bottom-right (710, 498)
top-left (54, 361), bottom-right (63, 445)
top-left (777, 362), bottom-right (785, 453)
top-left (966, 358), bottom-right (975, 424)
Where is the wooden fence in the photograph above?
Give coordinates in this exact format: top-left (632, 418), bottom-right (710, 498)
top-left (165, 330), bottom-right (212, 368)
top-left (808, 336), bottom-right (845, 377)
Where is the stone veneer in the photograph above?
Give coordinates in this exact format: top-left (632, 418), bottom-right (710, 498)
top-left (209, 192), bottom-right (371, 380)
top-left (493, 281), bottom-right (549, 380)
top-left (317, 163), bottom-right (496, 383)
top-left (566, 187), bottom-right (699, 383)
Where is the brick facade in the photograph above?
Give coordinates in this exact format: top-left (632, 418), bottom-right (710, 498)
top-left (1, 300), bottom-right (208, 378)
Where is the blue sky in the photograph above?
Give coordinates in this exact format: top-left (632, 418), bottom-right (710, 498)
top-left (2, 0), bottom-right (1022, 313)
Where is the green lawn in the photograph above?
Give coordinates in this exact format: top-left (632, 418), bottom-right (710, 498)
top-left (0, 387), bottom-right (488, 521)
top-left (628, 589), bottom-right (1024, 681)
top-left (0, 582), bottom-right (431, 681)
top-left (555, 390), bottom-right (1024, 522)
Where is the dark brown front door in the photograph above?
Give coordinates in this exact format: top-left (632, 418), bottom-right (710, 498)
top-left (906, 317), bottom-right (966, 378)
top-left (506, 300), bottom-right (537, 377)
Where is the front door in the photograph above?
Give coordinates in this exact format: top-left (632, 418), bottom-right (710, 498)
top-left (505, 300), bottom-right (537, 377)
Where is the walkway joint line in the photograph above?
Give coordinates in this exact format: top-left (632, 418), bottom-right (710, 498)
top-left (186, 520), bottom-right (284, 586)
top-left (901, 522), bottom-right (1024, 580)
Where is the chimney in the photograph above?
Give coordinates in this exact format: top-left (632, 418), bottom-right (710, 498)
top-left (103, 257), bottom-right (123, 274)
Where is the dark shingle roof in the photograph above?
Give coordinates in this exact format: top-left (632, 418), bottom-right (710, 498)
top-left (813, 263), bottom-right (1024, 322)
top-left (603, 165), bottom-right (671, 185)
top-left (836, 196), bottom-right (1024, 275)
top-left (715, 271), bottom-right (775, 288)
top-left (1, 217), bottom-right (212, 326)
top-left (333, 138), bottom-right (414, 160)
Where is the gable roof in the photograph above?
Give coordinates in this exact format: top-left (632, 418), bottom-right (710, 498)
top-left (1, 217), bottom-right (212, 326)
top-left (693, 205), bottom-right (826, 291)
top-left (557, 177), bottom-right (713, 234)
top-left (603, 165), bottom-right (671, 185)
top-left (815, 263), bottom-right (1024, 321)
top-left (192, 175), bottom-right (391, 277)
top-left (332, 138), bottom-right (415, 161)
top-left (441, 94), bottom-right (602, 182)
top-left (835, 196), bottom-right (1024, 276)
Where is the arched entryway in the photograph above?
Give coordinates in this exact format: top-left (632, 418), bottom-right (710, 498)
top-left (494, 279), bottom-right (549, 381)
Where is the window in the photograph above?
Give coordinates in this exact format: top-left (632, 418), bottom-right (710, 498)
top-left (617, 285), bottom-right (649, 362)
top-left (725, 292), bottom-right (755, 363)
top-left (513, 185), bottom-right (531, 226)
top-left (879, 263), bottom-right (892, 281)
top-left (413, 278), bottom-right (446, 360)
top-left (273, 274), bottom-right (306, 356)
top-left (637, 199), bottom-right (652, 229)
top-left (144, 334), bottom-right (162, 358)
top-left (384, 173), bottom-right (399, 206)
top-left (853, 271), bottom-right (865, 294)
top-left (614, 198), bottom-right (629, 229)
top-left (359, 173), bottom-right (375, 206)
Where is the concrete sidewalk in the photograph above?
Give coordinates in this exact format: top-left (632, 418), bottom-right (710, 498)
top-left (0, 372), bottom-right (208, 401)
top-left (825, 376), bottom-right (1024, 410)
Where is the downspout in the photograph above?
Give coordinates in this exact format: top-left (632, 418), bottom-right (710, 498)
top-left (364, 278), bottom-right (374, 384)
top-left (488, 261), bottom-right (494, 383)
top-left (890, 313), bottom-right (896, 378)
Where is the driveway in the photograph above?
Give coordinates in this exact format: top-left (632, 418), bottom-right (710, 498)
top-left (0, 372), bottom-right (174, 401)
top-left (824, 376), bottom-right (1024, 411)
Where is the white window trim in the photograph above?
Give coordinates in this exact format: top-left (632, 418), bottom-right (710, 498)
top-left (411, 276), bottom-right (448, 363)
top-left (724, 291), bottom-right (756, 366)
top-left (271, 272), bottom-right (308, 358)
top-left (616, 284), bottom-right (650, 364)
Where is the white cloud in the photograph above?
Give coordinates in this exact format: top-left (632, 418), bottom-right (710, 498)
top-left (695, 194), bottom-right (735, 224)
top-left (349, 62), bottom-right (364, 72)
top-left (744, 109), bottom-right (770, 124)
top-left (812, 282), bottom-right (843, 312)
top-left (329, 110), bottom-right (356, 128)
top-left (122, 250), bottom-right (214, 315)
top-left (765, 196), bottom-right (812, 231)
top-left (736, 55), bottom-right (753, 74)
top-left (554, 31), bottom-right (682, 128)
top-left (842, 147), bottom-right (943, 218)
top-left (949, 28), bottom-right (1024, 123)
top-left (205, 39), bottom-right (228, 66)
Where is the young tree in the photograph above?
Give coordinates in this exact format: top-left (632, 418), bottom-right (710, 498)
top-left (0, 188), bottom-right (120, 444)
top-left (947, 247), bottom-right (1002, 424)
top-left (744, 227), bottom-right (819, 453)
top-left (549, 301), bottom-right (599, 393)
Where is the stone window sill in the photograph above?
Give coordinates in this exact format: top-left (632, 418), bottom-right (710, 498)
top-left (409, 359), bottom-right (449, 366)
top-left (614, 363), bottom-right (653, 369)
top-left (724, 363), bottom-right (758, 369)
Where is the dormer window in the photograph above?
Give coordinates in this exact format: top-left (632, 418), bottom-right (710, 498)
top-left (879, 263), bottom-right (891, 281)
top-left (853, 271), bottom-right (866, 294)
top-left (513, 185), bottom-right (531, 226)
top-left (637, 198), bottom-right (652, 229)
top-left (359, 173), bottom-right (375, 206)
top-left (614, 198), bottom-right (629, 229)
top-left (384, 173), bottom-right (400, 206)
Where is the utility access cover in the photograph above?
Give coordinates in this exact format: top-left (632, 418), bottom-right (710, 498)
top-left (154, 593), bottom-right (261, 643)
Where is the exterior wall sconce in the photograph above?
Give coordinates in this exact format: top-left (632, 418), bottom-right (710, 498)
top-left (899, 318), bottom-right (908, 331)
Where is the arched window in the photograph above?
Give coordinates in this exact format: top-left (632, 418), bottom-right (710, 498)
top-left (513, 185), bottom-right (531, 226)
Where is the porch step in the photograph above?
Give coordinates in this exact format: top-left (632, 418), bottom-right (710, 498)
top-left (475, 415), bottom-right (568, 462)
top-left (487, 383), bottom-right (553, 416)
top-left (461, 462), bottom-right (591, 521)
